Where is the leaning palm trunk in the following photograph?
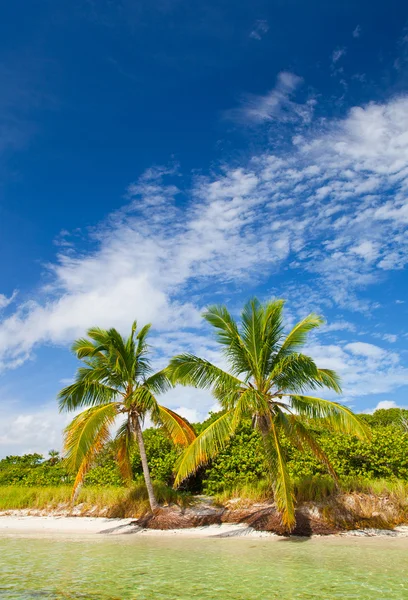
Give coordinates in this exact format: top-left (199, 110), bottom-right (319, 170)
top-left (59, 322), bottom-right (195, 512)
top-left (132, 413), bottom-right (159, 512)
top-left (168, 298), bottom-right (369, 531)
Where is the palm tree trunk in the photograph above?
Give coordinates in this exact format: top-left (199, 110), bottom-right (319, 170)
top-left (133, 414), bottom-right (159, 512)
top-left (256, 414), bottom-right (270, 438)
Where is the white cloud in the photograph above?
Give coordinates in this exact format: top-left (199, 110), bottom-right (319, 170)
top-left (225, 71), bottom-right (315, 124)
top-left (365, 400), bottom-right (407, 414)
top-left (249, 19), bottom-right (269, 41)
top-left (345, 342), bottom-right (385, 359)
top-left (352, 25), bottom-right (361, 39)
top-left (0, 402), bottom-right (72, 458)
top-left (332, 47), bottom-right (346, 63)
top-left (158, 385), bottom-right (215, 423)
top-left (349, 240), bottom-right (379, 262)
top-left (307, 342), bottom-right (408, 399)
top-left (322, 321), bottom-right (356, 333)
top-left (0, 290), bottom-right (18, 311)
top-left (374, 400), bottom-right (400, 410)
top-left (0, 165), bottom-right (292, 370)
top-left (383, 334), bottom-right (398, 343)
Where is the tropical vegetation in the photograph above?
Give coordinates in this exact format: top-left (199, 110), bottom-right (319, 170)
top-left (1, 408), bottom-right (408, 528)
top-left (2, 409), bottom-right (407, 490)
top-left (5, 298), bottom-right (405, 531)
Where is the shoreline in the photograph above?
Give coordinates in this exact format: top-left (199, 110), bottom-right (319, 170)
top-left (1, 514), bottom-right (408, 539)
top-left (0, 515), bottom-right (276, 538)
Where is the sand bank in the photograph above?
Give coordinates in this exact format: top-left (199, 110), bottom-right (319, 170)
top-left (0, 515), bottom-right (276, 538)
top-left (1, 514), bottom-right (408, 539)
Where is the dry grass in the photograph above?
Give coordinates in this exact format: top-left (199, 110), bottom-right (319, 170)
top-left (294, 475), bottom-right (337, 502)
top-left (0, 481), bottom-right (194, 517)
top-left (0, 486), bottom-right (73, 510)
top-left (340, 477), bottom-right (408, 499)
top-left (319, 478), bottom-right (408, 531)
top-left (214, 476), bottom-right (408, 504)
top-left (213, 480), bottom-right (273, 508)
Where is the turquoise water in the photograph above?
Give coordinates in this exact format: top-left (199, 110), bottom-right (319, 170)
top-left (0, 534), bottom-right (407, 599)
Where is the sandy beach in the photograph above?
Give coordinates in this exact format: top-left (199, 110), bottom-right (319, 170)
top-left (0, 515), bottom-right (278, 538)
top-left (1, 515), bottom-right (408, 539)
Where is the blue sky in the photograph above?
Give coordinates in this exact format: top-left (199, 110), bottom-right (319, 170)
top-left (1, 0), bottom-right (408, 456)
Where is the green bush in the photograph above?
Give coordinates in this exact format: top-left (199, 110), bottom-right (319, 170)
top-left (1, 408), bottom-right (408, 494)
top-left (131, 428), bottom-right (180, 484)
top-left (201, 422), bottom-right (266, 494)
top-left (0, 454), bottom-right (73, 487)
top-left (200, 409), bottom-right (408, 493)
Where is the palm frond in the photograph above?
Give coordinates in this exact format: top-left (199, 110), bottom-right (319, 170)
top-left (71, 337), bottom-right (105, 360)
top-left (316, 368), bottom-right (342, 394)
top-left (84, 327), bottom-right (113, 352)
top-left (275, 410), bottom-right (338, 481)
top-left (130, 386), bottom-right (159, 415)
top-left (289, 395), bottom-right (370, 439)
top-left (262, 419), bottom-right (295, 530)
top-left (58, 378), bottom-right (118, 411)
top-left (231, 388), bottom-right (252, 430)
top-left (230, 387), bottom-right (270, 430)
top-left (174, 410), bottom-right (235, 486)
top-left (63, 402), bottom-right (118, 494)
top-left (144, 370), bottom-right (173, 395)
top-left (268, 353), bottom-right (341, 394)
top-left (155, 405), bottom-right (196, 446)
top-left (268, 353), bottom-right (319, 392)
top-left (114, 420), bottom-right (134, 482)
top-left (136, 323), bottom-right (151, 354)
top-left (106, 328), bottom-right (133, 378)
top-left (125, 320), bottom-right (137, 358)
top-left (167, 354), bottom-right (243, 409)
top-left (203, 305), bottom-right (253, 376)
top-left (278, 313), bottom-right (324, 357)
top-left (134, 324), bottom-right (152, 379)
top-left (259, 299), bottom-right (285, 376)
top-left (240, 298), bottom-right (264, 382)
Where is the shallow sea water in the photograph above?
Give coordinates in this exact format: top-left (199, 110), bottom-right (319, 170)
top-left (0, 533), bottom-right (407, 599)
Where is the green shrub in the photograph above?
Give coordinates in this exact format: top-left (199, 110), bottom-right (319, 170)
top-left (199, 410), bottom-right (408, 494)
top-left (0, 454), bottom-right (73, 487)
top-left (201, 422), bottom-right (266, 494)
top-left (131, 428), bottom-right (180, 484)
top-left (1, 408), bottom-right (408, 494)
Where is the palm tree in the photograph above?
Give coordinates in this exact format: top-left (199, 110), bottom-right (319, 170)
top-left (58, 322), bottom-right (195, 512)
top-left (167, 298), bottom-right (369, 530)
top-left (48, 449), bottom-right (60, 465)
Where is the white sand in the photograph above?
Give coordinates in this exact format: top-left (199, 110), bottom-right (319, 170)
top-left (0, 515), bottom-right (275, 538)
top-left (1, 515), bottom-right (407, 539)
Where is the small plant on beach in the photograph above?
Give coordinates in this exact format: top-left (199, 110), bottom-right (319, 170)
top-left (58, 322), bottom-right (195, 511)
top-left (168, 298), bottom-right (369, 531)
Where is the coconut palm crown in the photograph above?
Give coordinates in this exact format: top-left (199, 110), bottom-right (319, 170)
top-left (167, 298), bottom-right (369, 530)
top-left (58, 322), bottom-right (195, 511)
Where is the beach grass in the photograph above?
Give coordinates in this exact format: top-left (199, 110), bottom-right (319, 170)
top-left (1, 477), bottom-right (407, 528)
top-left (214, 476), bottom-right (408, 505)
top-left (0, 481), bottom-right (194, 517)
